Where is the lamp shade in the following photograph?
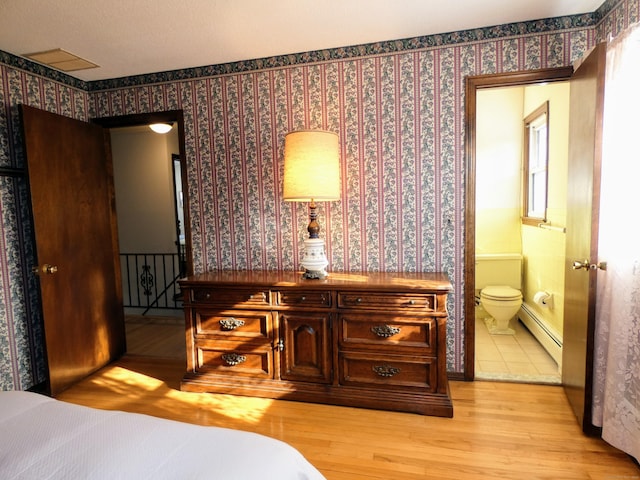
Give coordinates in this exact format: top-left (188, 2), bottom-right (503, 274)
top-left (283, 130), bottom-right (340, 201)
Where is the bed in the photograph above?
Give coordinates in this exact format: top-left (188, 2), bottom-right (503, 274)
top-left (0, 391), bottom-right (326, 479)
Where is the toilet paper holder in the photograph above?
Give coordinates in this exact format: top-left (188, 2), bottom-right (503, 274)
top-left (533, 291), bottom-right (553, 308)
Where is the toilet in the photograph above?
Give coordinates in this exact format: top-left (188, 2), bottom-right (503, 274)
top-left (475, 253), bottom-right (523, 335)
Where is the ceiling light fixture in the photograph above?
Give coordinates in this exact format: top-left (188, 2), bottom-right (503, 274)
top-left (149, 122), bottom-right (173, 134)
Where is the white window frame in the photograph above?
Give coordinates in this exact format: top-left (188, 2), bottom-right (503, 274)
top-left (522, 102), bottom-right (549, 225)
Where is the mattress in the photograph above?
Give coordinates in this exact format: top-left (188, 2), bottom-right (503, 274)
top-left (0, 391), bottom-right (325, 479)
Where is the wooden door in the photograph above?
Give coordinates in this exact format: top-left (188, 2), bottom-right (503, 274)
top-left (562, 43), bottom-right (606, 434)
top-left (20, 105), bottom-right (125, 395)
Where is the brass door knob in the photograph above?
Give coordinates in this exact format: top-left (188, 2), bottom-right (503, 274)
top-left (572, 260), bottom-right (606, 271)
top-left (32, 264), bottom-right (58, 275)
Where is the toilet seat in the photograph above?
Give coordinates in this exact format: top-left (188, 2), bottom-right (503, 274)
top-left (481, 286), bottom-right (522, 301)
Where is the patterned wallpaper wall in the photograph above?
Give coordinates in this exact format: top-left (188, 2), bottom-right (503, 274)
top-left (0, 69), bottom-right (91, 389)
top-left (0, 0), bottom-right (637, 389)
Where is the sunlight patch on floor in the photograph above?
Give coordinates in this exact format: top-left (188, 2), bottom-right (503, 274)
top-left (86, 365), bottom-right (274, 425)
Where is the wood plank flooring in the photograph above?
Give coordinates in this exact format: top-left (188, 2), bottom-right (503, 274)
top-left (56, 322), bottom-right (639, 480)
top-left (124, 315), bottom-right (185, 359)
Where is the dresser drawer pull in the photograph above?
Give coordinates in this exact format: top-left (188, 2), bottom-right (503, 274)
top-left (373, 365), bottom-right (401, 377)
top-left (371, 325), bottom-right (401, 338)
top-left (219, 318), bottom-right (245, 331)
top-left (221, 353), bottom-right (246, 366)
top-left (356, 297), bottom-right (363, 303)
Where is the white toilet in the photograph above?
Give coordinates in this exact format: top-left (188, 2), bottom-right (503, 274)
top-left (476, 254), bottom-right (523, 335)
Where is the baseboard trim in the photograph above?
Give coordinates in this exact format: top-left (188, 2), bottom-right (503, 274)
top-left (518, 303), bottom-right (562, 369)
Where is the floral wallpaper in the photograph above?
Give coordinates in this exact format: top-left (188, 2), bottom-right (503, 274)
top-left (0, 0), bottom-right (637, 390)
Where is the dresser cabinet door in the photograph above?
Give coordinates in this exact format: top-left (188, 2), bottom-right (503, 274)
top-left (279, 313), bottom-right (332, 384)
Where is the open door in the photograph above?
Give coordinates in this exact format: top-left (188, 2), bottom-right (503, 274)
top-left (563, 43), bottom-right (606, 434)
top-left (20, 105), bottom-right (125, 395)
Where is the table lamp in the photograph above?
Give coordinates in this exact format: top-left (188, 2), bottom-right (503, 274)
top-left (283, 130), bottom-right (340, 279)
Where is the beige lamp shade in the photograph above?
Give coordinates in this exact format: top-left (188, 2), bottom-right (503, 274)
top-left (283, 130), bottom-right (340, 201)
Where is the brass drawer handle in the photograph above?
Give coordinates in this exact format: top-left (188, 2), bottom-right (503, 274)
top-left (221, 353), bottom-right (246, 366)
top-left (373, 365), bottom-right (400, 377)
top-left (219, 317), bottom-right (245, 331)
top-left (371, 325), bottom-right (401, 338)
top-left (355, 297), bottom-right (363, 304)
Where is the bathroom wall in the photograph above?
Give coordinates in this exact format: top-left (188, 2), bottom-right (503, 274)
top-left (475, 87), bottom-right (524, 256)
top-left (521, 82), bottom-right (570, 339)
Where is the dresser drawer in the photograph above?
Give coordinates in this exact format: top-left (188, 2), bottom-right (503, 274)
top-left (339, 314), bottom-right (435, 353)
top-left (191, 288), bottom-right (270, 307)
top-left (195, 310), bottom-right (272, 340)
top-left (276, 290), bottom-right (331, 308)
top-left (339, 352), bottom-right (436, 391)
top-left (196, 344), bottom-right (273, 378)
top-left (337, 292), bottom-right (436, 311)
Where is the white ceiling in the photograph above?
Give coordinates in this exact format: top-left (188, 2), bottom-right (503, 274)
top-left (1, 0), bottom-right (604, 82)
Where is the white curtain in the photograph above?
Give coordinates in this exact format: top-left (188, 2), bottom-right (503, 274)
top-left (592, 22), bottom-right (640, 462)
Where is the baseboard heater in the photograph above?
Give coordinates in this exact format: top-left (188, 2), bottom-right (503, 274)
top-left (518, 303), bottom-right (563, 369)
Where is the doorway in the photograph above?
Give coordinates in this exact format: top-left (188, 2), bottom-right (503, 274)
top-left (464, 68), bottom-right (573, 381)
top-left (93, 111), bottom-right (190, 360)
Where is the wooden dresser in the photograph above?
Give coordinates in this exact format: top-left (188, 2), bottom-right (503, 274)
top-left (179, 270), bottom-right (453, 417)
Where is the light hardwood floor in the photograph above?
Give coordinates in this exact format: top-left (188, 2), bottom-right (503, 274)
top-left (124, 315), bottom-right (186, 359)
top-left (57, 323), bottom-right (639, 480)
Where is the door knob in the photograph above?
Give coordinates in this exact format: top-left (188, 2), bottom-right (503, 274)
top-left (572, 260), bottom-right (606, 271)
top-left (32, 264), bottom-right (58, 275)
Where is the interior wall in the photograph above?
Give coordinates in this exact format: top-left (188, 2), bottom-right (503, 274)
top-left (111, 126), bottom-right (179, 253)
top-left (521, 82), bottom-right (570, 338)
top-left (475, 86), bottom-right (524, 256)
top-left (91, 27), bottom-right (596, 375)
top-left (0, 0), bottom-right (636, 389)
top-left (0, 74), bottom-right (90, 390)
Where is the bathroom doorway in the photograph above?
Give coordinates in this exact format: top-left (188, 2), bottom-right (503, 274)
top-left (464, 68), bottom-right (572, 383)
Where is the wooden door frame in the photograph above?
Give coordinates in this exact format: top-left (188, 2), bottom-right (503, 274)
top-left (92, 110), bottom-right (193, 278)
top-left (463, 67), bottom-right (573, 380)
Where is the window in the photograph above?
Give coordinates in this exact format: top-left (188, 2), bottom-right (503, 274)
top-left (522, 102), bottom-right (549, 224)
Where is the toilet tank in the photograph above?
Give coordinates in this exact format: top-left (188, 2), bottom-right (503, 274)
top-left (475, 253), bottom-right (522, 290)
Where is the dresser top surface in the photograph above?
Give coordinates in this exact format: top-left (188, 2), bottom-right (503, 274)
top-left (179, 270), bottom-right (452, 292)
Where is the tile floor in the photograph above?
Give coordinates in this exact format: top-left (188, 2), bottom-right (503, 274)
top-left (475, 306), bottom-right (561, 384)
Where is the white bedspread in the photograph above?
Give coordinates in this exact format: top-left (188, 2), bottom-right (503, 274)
top-left (0, 391), bottom-right (325, 480)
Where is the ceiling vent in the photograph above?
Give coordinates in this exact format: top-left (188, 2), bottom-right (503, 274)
top-left (22, 48), bottom-right (99, 72)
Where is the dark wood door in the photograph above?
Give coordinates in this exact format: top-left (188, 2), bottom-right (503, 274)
top-left (20, 105), bottom-right (125, 395)
top-left (563, 43), bottom-right (606, 434)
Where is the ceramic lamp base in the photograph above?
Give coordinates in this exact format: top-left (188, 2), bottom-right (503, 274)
top-left (300, 237), bottom-right (329, 279)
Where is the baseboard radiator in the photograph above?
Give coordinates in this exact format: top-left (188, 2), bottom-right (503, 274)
top-left (518, 303), bottom-right (563, 369)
